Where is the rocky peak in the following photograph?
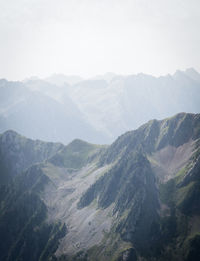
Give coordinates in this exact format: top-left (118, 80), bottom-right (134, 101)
top-left (100, 113), bottom-right (200, 165)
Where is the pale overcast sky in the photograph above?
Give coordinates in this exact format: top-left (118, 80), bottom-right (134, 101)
top-left (0, 0), bottom-right (200, 80)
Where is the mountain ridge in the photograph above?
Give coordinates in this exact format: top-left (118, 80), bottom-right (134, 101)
top-left (0, 112), bottom-right (200, 260)
top-left (1, 68), bottom-right (200, 144)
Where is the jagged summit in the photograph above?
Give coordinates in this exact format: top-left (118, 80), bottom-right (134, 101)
top-left (100, 112), bottom-right (200, 165)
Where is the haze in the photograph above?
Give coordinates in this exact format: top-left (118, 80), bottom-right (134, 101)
top-left (0, 0), bottom-right (200, 80)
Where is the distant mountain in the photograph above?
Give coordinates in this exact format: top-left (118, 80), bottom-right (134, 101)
top-left (185, 68), bottom-right (200, 83)
top-left (68, 68), bottom-right (200, 140)
top-left (45, 74), bottom-right (83, 86)
top-left (0, 112), bottom-right (200, 260)
top-left (91, 72), bottom-right (118, 83)
top-left (0, 79), bottom-right (108, 144)
top-left (0, 68), bottom-right (200, 144)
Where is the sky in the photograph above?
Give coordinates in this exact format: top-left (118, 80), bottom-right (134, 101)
top-left (0, 0), bottom-right (200, 80)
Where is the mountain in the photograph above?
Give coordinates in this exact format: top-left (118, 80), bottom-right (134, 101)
top-left (185, 68), bottom-right (200, 83)
top-left (68, 68), bottom-right (200, 140)
top-left (45, 74), bottom-right (83, 86)
top-left (0, 79), bottom-right (108, 144)
top-left (1, 68), bottom-right (200, 144)
top-left (91, 72), bottom-right (118, 83)
top-left (0, 130), bottom-right (64, 184)
top-left (0, 112), bottom-right (200, 260)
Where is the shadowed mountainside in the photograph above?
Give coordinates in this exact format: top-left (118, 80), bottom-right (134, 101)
top-left (0, 113), bottom-right (200, 260)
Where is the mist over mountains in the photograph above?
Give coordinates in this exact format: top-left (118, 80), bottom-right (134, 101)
top-left (0, 68), bottom-right (200, 144)
top-left (1, 0), bottom-right (200, 259)
top-left (1, 67), bottom-right (200, 260)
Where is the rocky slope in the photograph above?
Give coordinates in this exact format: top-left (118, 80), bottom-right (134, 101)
top-left (0, 112), bottom-right (200, 261)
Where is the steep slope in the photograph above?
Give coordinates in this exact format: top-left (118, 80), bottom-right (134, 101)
top-left (156, 147), bottom-right (200, 260)
top-left (0, 113), bottom-right (200, 261)
top-left (75, 113), bottom-right (200, 260)
top-left (0, 164), bottom-right (66, 261)
top-left (0, 130), bottom-right (63, 184)
top-left (100, 113), bottom-right (200, 172)
top-left (78, 151), bottom-right (160, 259)
top-left (0, 133), bottom-right (108, 261)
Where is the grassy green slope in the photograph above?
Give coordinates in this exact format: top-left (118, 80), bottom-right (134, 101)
top-left (0, 165), bottom-right (66, 261)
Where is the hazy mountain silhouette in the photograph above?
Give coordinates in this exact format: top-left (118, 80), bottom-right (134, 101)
top-left (0, 68), bottom-right (200, 144)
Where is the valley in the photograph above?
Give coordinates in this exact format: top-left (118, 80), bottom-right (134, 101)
top-left (0, 113), bottom-right (200, 260)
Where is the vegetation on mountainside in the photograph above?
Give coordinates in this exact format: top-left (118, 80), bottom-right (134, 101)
top-left (0, 130), bottom-right (63, 184)
top-left (0, 113), bottom-right (200, 261)
top-left (157, 151), bottom-right (200, 260)
top-left (49, 139), bottom-right (106, 169)
top-left (0, 165), bottom-right (67, 261)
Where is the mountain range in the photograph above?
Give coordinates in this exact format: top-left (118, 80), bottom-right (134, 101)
top-left (0, 68), bottom-right (200, 144)
top-left (0, 112), bottom-right (200, 261)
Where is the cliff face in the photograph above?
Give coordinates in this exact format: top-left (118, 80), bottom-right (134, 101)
top-left (0, 113), bottom-right (200, 261)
